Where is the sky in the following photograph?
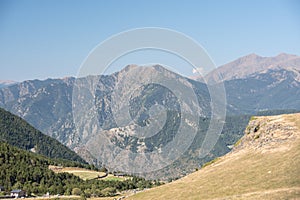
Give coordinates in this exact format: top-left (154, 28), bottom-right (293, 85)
top-left (0, 0), bottom-right (300, 81)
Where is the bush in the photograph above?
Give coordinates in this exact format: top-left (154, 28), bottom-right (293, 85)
top-left (72, 188), bottom-right (82, 196)
top-left (101, 187), bottom-right (116, 197)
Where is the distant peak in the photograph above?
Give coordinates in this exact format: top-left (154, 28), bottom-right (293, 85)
top-left (235, 53), bottom-right (262, 64)
top-left (247, 53), bottom-right (260, 57)
top-left (120, 64), bottom-right (169, 74)
top-left (0, 80), bottom-right (17, 84)
top-left (242, 53), bottom-right (261, 59)
top-left (120, 64), bottom-right (139, 73)
top-left (275, 52), bottom-right (298, 59)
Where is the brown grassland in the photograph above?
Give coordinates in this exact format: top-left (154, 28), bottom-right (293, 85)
top-left (128, 113), bottom-right (300, 200)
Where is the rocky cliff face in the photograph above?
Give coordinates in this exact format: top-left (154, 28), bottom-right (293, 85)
top-left (235, 114), bottom-right (298, 151)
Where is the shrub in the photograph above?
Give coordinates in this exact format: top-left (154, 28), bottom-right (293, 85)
top-left (72, 188), bottom-right (82, 196)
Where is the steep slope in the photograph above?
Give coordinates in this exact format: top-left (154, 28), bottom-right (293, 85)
top-left (203, 53), bottom-right (300, 114)
top-left (205, 53), bottom-right (300, 83)
top-left (0, 142), bottom-right (83, 194)
top-left (128, 113), bottom-right (300, 199)
top-left (0, 77), bottom-right (76, 146)
top-left (0, 107), bottom-right (86, 163)
top-left (225, 68), bottom-right (300, 114)
top-left (0, 142), bottom-right (158, 196)
top-left (0, 65), bottom-right (213, 176)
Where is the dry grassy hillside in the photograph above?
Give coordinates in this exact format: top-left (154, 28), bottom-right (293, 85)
top-left (128, 113), bottom-right (300, 200)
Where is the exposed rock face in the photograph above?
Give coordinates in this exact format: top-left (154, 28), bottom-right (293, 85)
top-left (234, 114), bottom-right (299, 151)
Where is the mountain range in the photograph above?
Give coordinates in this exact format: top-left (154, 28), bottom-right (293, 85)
top-left (0, 53), bottom-right (299, 179)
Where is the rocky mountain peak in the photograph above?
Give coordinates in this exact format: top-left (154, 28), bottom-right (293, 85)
top-left (205, 53), bottom-right (300, 83)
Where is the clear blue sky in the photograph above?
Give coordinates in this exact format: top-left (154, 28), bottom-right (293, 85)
top-left (0, 0), bottom-right (299, 81)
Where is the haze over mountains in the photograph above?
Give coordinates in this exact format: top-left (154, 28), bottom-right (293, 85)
top-left (0, 53), bottom-right (299, 179)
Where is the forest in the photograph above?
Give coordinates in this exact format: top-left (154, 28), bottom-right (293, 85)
top-left (0, 142), bottom-right (161, 197)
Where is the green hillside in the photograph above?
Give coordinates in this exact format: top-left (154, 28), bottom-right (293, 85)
top-left (0, 107), bottom-right (86, 163)
top-left (0, 142), bottom-right (160, 196)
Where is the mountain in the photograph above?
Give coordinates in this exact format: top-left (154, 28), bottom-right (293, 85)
top-left (0, 60), bottom-right (299, 178)
top-left (0, 65), bottom-right (214, 174)
top-left (203, 53), bottom-right (300, 114)
top-left (0, 80), bottom-right (17, 88)
top-left (205, 53), bottom-right (300, 83)
top-left (0, 107), bottom-right (86, 163)
top-left (225, 67), bottom-right (300, 114)
top-left (128, 113), bottom-right (300, 199)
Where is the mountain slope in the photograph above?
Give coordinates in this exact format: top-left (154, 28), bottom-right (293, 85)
top-left (225, 68), bottom-right (300, 114)
top-left (0, 65), bottom-right (213, 175)
top-left (128, 113), bottom-right (300, 199)
top-left (0, 142), bottom-right (84, 194)
top-left (0, 107), bottom-right (86, 163)
top-left (0, 142), bottom-right (158, 196)
top-left (205, 53), bottom-right (300, 83)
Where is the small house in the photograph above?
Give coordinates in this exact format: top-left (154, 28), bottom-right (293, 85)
top-left (10, 189), bottom-right (26, 198)
top-left (0, 185), bottom-right (4, 191)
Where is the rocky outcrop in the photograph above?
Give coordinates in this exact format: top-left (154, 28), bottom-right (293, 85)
top-left (234, 114), bottom-right (299, 151)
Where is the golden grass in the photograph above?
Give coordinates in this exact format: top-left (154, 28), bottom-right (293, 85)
top-left (49, 166), bottom-right (106, 180)
top-left (286, 113), bottom-right (300, 130)
top-left (25, 195), bottom-right (123, 200)
top-left (49, 166), bottom-right (130, 181)
top-left (102, 174), bottom-right (128, 181)
top-left (128, 113), bottom-right (300, 200)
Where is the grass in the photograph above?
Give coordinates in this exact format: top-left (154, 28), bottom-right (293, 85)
top-left (250, 116), bottom-right (257, 121)
top-left (25, 196), bottom-right (123, 200)
top-left (49, 166), bottom-right (130, 181)
top-left (234, 138), bottom-right (242, 147)
top-left (201, 157), bottom-right (220, 168)
top-left (286, 113), bottom-right (300, 130)
top-left (128, 113), bottom-right (300, 200)
top-left (102, 174), bottom-right (129, 181)
top-left (49, 166), bottom-right (106, 180)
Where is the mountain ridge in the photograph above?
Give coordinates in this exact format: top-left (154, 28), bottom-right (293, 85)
top-left (205, 53), bottom-right (300, 83)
